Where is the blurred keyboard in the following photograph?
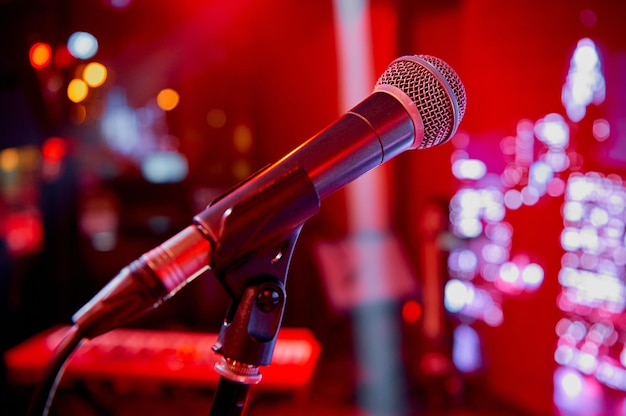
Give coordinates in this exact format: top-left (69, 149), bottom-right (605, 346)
top-left (4, 326), bottom-right (321, 393)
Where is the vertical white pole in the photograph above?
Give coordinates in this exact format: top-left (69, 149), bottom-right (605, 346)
top-left (332, 2), bottom-right (408, 415)
top-left (332, 0), bottom-right (390, 234)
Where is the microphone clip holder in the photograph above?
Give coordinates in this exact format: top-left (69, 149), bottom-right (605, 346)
top-left (194, 167), bottom-right (321, 415)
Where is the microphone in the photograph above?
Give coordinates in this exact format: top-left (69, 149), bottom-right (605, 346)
top-left (72, 54), bottom-right (466, 339)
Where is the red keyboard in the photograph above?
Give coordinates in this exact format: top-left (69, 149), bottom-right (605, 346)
top-left (4, 326), bottom-right (321, 393)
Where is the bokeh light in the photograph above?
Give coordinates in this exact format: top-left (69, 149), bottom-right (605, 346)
top-left (156, 88), bottom-right (180, 111)
top-left (592, 119), bottom-right (610, 142)
top-left (233, 125), bottom-right (253, 153)
top-left (67, 79), bottom-right (89, 103)
top-left (452, 158), bottom-right (487, 180)
top-left (53, 44), bottom-right (73, 69)
top-left (521, 263), bottom-right (544, 289)
top-left (70, 104), bottom-right (87, 125)
top-left (67, 31), bottom-right (99, 60)
top-left (401, 300), bottom-right (422, 323)
top-left (207, 108), bottom-right (226, 128)
top-left (83, 62), bottom-right (108, 87)
top-left (46, 73), bottom-right (64, 94)
top-left (29, 42), bottom-right (52, 69)
top-left (42, 137), bottom-right (66, 164)
top-left (141, 151), bottom-right (188, 183)
top-left (231, 158), bottom-right (251, 180)
top-left (444, 279), bottom-right (469, 313)
top-left (562, 38), bottom-right (605, 122)
top-left (108, 0), bottom-right (132, 9)
top-left (0, 148), bottom-right (19, 172)
top-left (4, 210), bottom-right (44, 255)
top-left (535, 113), bottom-right (569, 149)
top-left (453, 325), bottom-right (482, 373)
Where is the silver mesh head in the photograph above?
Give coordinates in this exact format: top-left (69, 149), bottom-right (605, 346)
top-left (376, 54), bottom-right (467, 148)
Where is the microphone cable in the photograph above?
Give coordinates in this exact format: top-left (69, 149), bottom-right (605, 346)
top-left (27, 325), bottom-right (84, 416)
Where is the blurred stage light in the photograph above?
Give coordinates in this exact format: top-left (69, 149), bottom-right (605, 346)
top-left (70, 104), bottom-right (87, 125)
top-left (67, 31), bottom-right (99, 60)
top-left (543, 150), bottom-right (570, 173)
top-left (4, 211), bottom-right (44, 256)
top-left (592, 119), bottom-right (611, 142)
top-left (562, 38), bottom-right (605, 122)
top-left (41, 137), bottom-right (67, 182)
top-left (108, 0), bottom-right (132, 9)
top-left (83, 62), bottom-right (108, 87)
top-left (560, 369), bottom-right (584, 397)
top-left (515, 119), bottom-right (535, 167)
top-left (454, 249), bottom-right (478, 274)
top-left (499, 261), bottom-right (520, 284)
top-left (42, 137), bottom-right (66, 164)
top-left (53, 45), bottom-right (73, 69)
top-left (452, 158), bottom-right (487, 180)
top-left (453, 324), bottom-right (482, 373)
top-left (557, 173), bottom-right (626, 391)
top-left (102, 89), bottom-right (139, 156)
top-left (29, 42), bottom-right (52, 69)
top-left (535, 113), bottom-right (569, 149)
top-left (482, 243), bottom-right (508, 264)
top-left (231, 158), bottom-right (251, 180)
top-left (521, 263), bottom-right (544, 290)
top-left (45, 73), bottom-right (64, 94)
top-left (67, 79), bottom-right (89, 103)
top-left (504, 189), bottom-right (523, 210)
top-left (444, 279), bottom-right (469, 313)
top-left (233, 124), bottom-right (253, 153)
top-left (521, 186), bottom-right (540, 206)
top-left (528, 161), bottom-right (554, 197)
top-left (579, 9), bottom-right (597, 28)
top-left (141, 151), bottom-right (188, 183)
top-left (0, 148), bottom-right (19, 172)
top-left (401, 300), bottom-right (422, 324)
top-left (207, 108), bottom-right (226, 128)
top-left (156, 88), bottom-right (179, 111)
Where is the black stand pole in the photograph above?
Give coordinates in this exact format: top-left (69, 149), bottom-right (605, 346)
top-left (210, 378), bottom-right (251, 416)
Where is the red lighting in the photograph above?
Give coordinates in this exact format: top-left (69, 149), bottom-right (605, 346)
top-left (402, 300), bottom-right (422, 323)
top-left (42, 137), bottom-right (66, 164)
top-left (4, 211), bottom-right (44, 256)
top-left (29, 42), bottom-right (52, 69)
top-left (53, 44), bottom-right (73, 69)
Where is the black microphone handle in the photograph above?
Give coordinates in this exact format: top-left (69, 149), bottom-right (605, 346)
top-left (264, 87), bottom-right (419, 201)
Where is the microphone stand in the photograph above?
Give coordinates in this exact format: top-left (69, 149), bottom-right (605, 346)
top-left (199, 167), bottom-right (321, 415)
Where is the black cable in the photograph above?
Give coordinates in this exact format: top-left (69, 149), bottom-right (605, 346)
top-left (27, 325), bottom-right (84, 416)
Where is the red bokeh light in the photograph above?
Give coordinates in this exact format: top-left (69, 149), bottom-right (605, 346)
top-left (29, 42), bottom-right (52, 69)
top-left (42, 137), bottom-right (66, 164)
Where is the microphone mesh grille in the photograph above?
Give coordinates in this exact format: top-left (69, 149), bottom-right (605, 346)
top-left (376, 54), bottom-right (467, 148)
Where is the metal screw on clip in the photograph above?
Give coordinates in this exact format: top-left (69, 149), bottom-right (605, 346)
top-left (256, 287), bottom-right (281, 313)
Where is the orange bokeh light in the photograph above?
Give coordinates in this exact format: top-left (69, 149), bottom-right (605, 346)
top-left (29, 42), bottom-right (52, 69)
top-left (83, 62), bottom-right (108, 87)
top-left (156, 88), bottom-right (180, 111)
top-left (67, 79), bottom-right (89, 103)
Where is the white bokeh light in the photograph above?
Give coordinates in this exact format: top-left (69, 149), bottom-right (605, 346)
top-left (535, 113), bottom-right (569, 149)
top-left (67, 31), bottom-right (99, 59)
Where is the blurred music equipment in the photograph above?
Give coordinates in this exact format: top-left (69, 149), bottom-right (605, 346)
top-left (5, 326), bottom-right (320, 393)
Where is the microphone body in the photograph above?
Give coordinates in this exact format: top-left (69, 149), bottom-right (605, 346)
top-left (72, 55), bottom-right (466, 339)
